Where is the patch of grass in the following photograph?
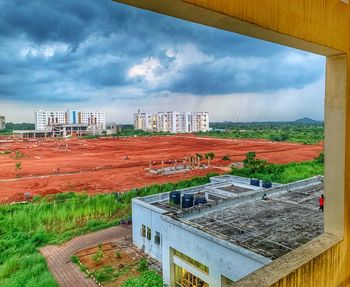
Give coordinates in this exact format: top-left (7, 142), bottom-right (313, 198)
top-left (92, 265), bottom-right (116, 282)
top-left (231, 160), bottom-right (324, 183)
top-left (122, 270), bottom-right (164, 287)
top-left (0, 173), bottom-right (216, 286)
top-left (137, 258), bottom-right (148, 272)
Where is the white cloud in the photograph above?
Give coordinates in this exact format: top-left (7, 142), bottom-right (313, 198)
top-left (128, 44), bottom-right (213, 89)
top-left (21, 43), bottom-right (69, 58)
top-left (128, 57), bottom-right (162, 85)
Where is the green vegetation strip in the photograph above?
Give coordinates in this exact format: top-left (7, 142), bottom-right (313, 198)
top-left (197, 125), bottom-right (324, 145)
top-left (230, 152), bottom-right (324, 184)
top-left (0, 174), bottom-right (216, 287)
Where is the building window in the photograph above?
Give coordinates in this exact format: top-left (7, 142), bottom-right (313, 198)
top-left (155, 231), bottom-right (161, 245)
top-left (141, 224), bottom-right (146, 237)
top-left (147, 227), bottom-right (152, 240)
top-left (173, 249), bottom-right (209, 274)
top-left (174, 264), bottom-right (209, 287)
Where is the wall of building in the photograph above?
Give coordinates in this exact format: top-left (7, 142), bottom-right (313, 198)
top-left (161, 217), bottom-right (268, 286)
top-left (132, 197), bottom-right (269, 287)
top-left (132, 200), bottom-right (165, 261)
top-left (133, 110), bottom-right (209, 133)
top-left (34, 109), bottom-right (106, 131)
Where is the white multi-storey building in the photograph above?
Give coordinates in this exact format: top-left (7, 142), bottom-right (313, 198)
top-left (134, 110), bottom-right (149, 131)
top-left (134, 110), bottom-right (209, 133)
top-left (35, 110), bottom-right (67, 130)
top-left (79, 111), bottom-right (106, 130)
top-left (34, 109), bottom-right (106, 130)
top-left (0, 116), bottom-right (5, 130)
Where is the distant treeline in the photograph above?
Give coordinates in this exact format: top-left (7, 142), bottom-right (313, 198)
top-left (4, 122), bottom-right (35, 131)
top-left (197, 127), bottom-right (323, 145)
top-left (209, 118), bottom-right (323, 130)
top-left (200, 119), bottom-right (324, 145)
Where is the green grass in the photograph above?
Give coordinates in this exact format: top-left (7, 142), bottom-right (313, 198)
top-left (231, 160), bottom-right (324, 183)
top-left (122, 270), bottom-right (164, 287)
top-left (0, 174), bottom-right (217, 286)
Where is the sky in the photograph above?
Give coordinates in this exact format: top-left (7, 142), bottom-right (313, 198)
top-left (0, 0), bottom-right (326, 124)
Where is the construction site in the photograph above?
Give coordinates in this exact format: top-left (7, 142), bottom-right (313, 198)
top-left (0, 135), bottom-right (323, 203)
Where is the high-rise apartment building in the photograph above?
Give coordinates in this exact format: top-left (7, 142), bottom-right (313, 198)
top-left (0, 116), bottom-right (5, 130)
top-left (134, 110), bottom-right (209, 133)
top-left (34, 109), bottom-right (106, 130)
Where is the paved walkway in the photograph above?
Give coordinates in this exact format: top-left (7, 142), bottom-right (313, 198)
top-left (40, 226), bottom-right (132, 287)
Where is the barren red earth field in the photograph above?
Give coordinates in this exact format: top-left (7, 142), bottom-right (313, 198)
top-left (0, 135), bottom-right (323, 203)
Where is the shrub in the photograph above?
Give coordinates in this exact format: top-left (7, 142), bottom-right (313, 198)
top-left (70, 255), bottom-right (79, 264)
top-left (92, 266), bottom-right (115, 282)
top-left (222, 155), bottom-right (230, 161)
top-left (122, 271), bottom-right (164, 287)
top-left (315, 151), bottom-right (324, 164)
top-left (137, 258), bottom-right (148, 272)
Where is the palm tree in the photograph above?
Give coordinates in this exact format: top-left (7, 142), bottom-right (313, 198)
top-left (196, 153), bottom-right (203, 167)
top-left (205, 152), bottom-right (215, 167)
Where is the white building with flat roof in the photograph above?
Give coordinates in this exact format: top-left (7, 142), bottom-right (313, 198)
top-left (35, 109), bottom-right (105, 131)
top-left (132, 175), bottom-right (324, 287)
top-left (134, 110), bottom-right (209, 133)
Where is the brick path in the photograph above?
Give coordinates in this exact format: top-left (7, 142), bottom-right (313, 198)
top-left (40, 226), bottom-right (131, 287)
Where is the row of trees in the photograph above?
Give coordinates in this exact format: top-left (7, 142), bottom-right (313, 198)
top-left (194, 152), bottom-right (215, 167)
top-left (197, 125), bottom-right (324, 145)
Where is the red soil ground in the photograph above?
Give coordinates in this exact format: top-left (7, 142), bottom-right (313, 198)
top-left (0, 135), bottom-right (323, 203)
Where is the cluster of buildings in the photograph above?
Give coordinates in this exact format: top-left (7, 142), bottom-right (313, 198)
top-left (0, 116), bottom-right (5, 130)
top-left (132, 175), bottom-right (324, 286)
top-left (134, 110), bottom-right (209, 133)
top-left (14, 109), bottom-right (106, 138)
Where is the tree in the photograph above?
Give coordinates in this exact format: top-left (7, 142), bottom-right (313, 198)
top-left (243, 152), bottom-right (267, 173)
top-left (196, 153), bottom-right (203, 167)
top-left (315, 151), bottom-right (324, 164)
top-left (205, 152), bottom-right (215, 167)
top-left (196, 153), bottom-right (203, 160)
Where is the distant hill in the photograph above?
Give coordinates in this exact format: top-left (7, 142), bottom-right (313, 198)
top-left (293, 117), bottom-right (323, 125)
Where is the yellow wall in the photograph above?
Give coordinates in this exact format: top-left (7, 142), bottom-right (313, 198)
top-left (113, 0), bottom-right (350, 286)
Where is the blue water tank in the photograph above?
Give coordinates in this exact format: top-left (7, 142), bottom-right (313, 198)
top-left (262, 181), bottom-right (272, 188)
top-left (250, 178), bottom-right (260, 186)
top-left (170, 191), bottom-right (181, 205)
top-left (182, 194), bottom-right (194, 209)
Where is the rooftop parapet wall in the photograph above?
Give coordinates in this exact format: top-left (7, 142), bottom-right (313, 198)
top-left (178, 176), bottom-right (323, 220)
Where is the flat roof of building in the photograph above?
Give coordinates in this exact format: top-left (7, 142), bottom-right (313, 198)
top-left (188, 182), bottom-right (323, 260)
top-left (134, 175), bottom-right (324, 261)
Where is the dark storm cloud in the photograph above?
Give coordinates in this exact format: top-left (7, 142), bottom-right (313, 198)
top-left (0, 0), bottom-right (324, 104)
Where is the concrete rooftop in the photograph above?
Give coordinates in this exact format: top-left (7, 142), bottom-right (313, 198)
top-left (188, 183), bottom-right (324, 260)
